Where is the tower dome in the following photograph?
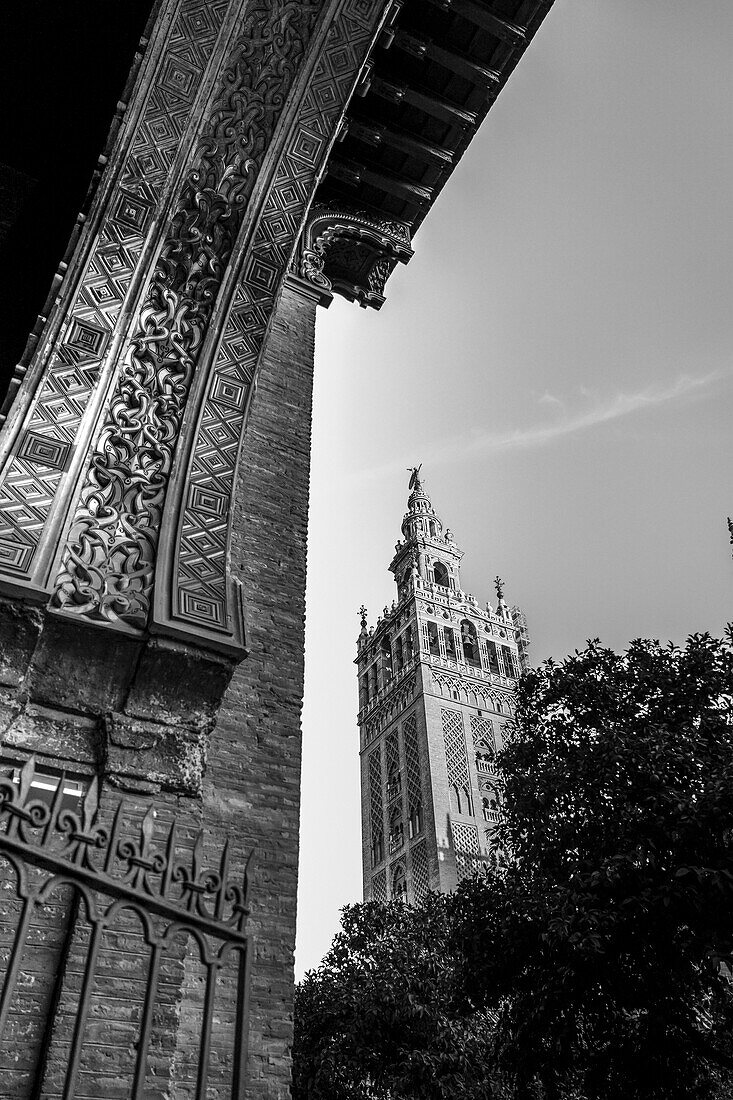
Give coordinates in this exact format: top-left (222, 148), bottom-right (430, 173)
top-left (402, 465), bottom-right (443, 541)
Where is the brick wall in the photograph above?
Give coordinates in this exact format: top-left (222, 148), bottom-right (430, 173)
top-left (200, 277), bottom-right (318, 1099)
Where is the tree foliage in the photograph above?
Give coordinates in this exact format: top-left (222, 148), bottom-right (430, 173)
top-left (293, 632), bottom-right (733, 1099)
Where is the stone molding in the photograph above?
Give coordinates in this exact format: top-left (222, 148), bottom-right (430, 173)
top-left (154, 0), bottom-right (393, 655)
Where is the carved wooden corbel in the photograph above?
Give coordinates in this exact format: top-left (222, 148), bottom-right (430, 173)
top-left (297, 206), bottom-right (413, 310)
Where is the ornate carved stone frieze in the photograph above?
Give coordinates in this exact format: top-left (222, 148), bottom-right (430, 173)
top-left (51, 0), bottom-right (329, 635)
top-left (155, 0), bottom-right (393, 654)
top-left (0, 0), bottom-right (233, 595)
top-left (298, 206), bottom-right (412, 309)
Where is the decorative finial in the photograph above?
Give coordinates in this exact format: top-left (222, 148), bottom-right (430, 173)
top-left (359, 605), bottom-right (368, 630)
top-left (407, 463), bottom-right (423, 491)
top-left (494, 575), bottom-right (505, 602)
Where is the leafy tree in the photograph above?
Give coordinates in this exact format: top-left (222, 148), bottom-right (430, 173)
top-left (293, 632), bottom-right (733, 1100)
top-left (457, 630), bottom-right (733, 1099)
top-left (292, 892), bottom-right (499, 1099)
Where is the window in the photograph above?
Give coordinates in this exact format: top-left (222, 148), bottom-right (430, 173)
top-left (408, 801), bottom-right (423, 839)
top-left (403, 625), bottom-right (413, 661)
top-left (483, 795), bottom-right (500, 823)
top-left (429, 521), bottom-right (436, 537)
top-left (501, 645), bottom-right (519, 678)
top-left (387, 762), bottom-right (402, 802)
top-left (372, 832), bottom-right (384, 866)
top-left (392, 863), bottom-right (408, 902)
top-left (433, 561), bottom-right (449, 587)
top-left (486, 640), bottom-right (500, 675)
top-left (388, 806), bottom-right (404, 853)
top-left (444, 627), bottom-right (457, 660)
top-left (382, 635), bottom-right (393, 680)
top-left (361, 672), bottom-right (369, 705)
top-left (7, 762), bottom-right (86, 812)
top-left (461, 620), bottom-right (480, 667)
top-left (394, 634), bottom-right (404, 672)
top-left (427, 622), bottom-right (440, 657)
top-left (449, 783), bottom-right (472, 817)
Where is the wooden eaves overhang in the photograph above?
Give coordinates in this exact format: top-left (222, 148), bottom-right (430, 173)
top-left (304, 0), bottom-right (555, 307)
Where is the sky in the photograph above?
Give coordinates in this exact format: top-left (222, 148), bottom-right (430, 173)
top-left (295, 0), bottom-right (733, 978)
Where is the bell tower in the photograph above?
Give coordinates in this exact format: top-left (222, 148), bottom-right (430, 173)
top-left (357, 469), bottom-right (528, 905)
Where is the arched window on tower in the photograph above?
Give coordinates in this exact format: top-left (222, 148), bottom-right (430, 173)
top-left (427, 622), bottom-right (440, 657)
top-left (486, 640), bottom-right (500, 675)
top-left (394, 633), bottom-right (404, 672)
top-left (449, 784), bottom-right (472, 817)
top-left (429, 520), bottom-right (436, 537)
top-left (408, 799), bottom-right (423, 839)
top-left (482, 795), bottom-right (500, 823)
top-left (403, 625), bottom-right (413, 661)
top-left (388, 805), bottom-right (404, 853)
top-left (461, 620), bottom-right (480, 667)
top-left (433, 561), bottom-right (449, 588)
top-left (387, 760), bottom-right (402, 802)
top-left (501, 645), bottom-right (519, 679)
top-left (444, 626), bottom-right (457, 661)
top-left (381, 634), bottom-right (393, 681)
top-left (392, 863), bottom-right (408, 903)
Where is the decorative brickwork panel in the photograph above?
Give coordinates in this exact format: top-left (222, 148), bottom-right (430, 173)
top-left (452, 821), bottom-right (484, 881)
top-left (368, 746), bottom-right (384, 865)
top-left (403, 712), bottom-right (422, 826)
top-left (372, 869), bottom-right (387, 905)
top-left (441, 708), bottom-right (469, 789)
top-left (385, 729), bottom-right (400, 799)
top-left (0, 0), bottom-right (230, 582)
top-left (409, 841), bottom-right (429, 903)
top-left (470, 714), bottom-right (496, 751)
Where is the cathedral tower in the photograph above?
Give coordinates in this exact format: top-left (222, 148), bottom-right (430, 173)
top-left (357, 469), bottom-right (528, 904)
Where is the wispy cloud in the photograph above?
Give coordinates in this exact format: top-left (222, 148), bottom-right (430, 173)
top-left (360, 370), bottom-right (728, 482)
top-left (459, 370), bottom-right (725, 457)
top-left (536, 391), bottom-right (565, 409)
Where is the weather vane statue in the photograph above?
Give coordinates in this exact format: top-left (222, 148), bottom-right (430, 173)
top-left (359, 605), bottom-right (368, 631)
top-left (494, 575), bottom-right (505, 602)
top-left (407, 463), bottom-right (423, 491)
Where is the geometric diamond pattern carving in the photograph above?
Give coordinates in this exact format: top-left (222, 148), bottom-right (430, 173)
top-left (0, 0), bottom-right (228, 583)
top-left (372, 869), bottom-right (387, 905)
top-left (171, 0), bottom-right (386, 638)
top-left (470, 714), bottom-right (496, 752)
top-left (409, 841), bottom-right (429, 903)
top-left (452, 821), bottom-right (483, 883)
top-left (441, 708), bottom-right (470, 789)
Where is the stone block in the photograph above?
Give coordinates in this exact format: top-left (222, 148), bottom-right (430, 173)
top-left (0, 597), bottom-right (43, 688)
top-left (123, 636), bottom-right (235, 729)
top-left (24, 614), bottom-right (142, 716)
top-left (104, 712), bottom-right (207, 796)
